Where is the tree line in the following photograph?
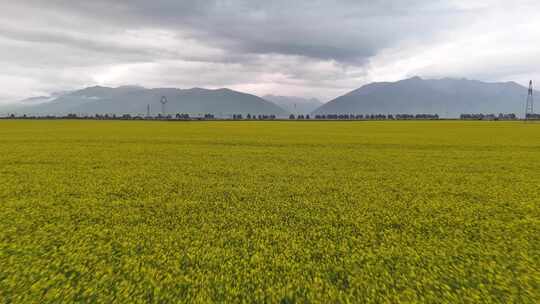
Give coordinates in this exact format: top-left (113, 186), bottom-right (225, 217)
top-left (1, 112), bottom-right (528, 120)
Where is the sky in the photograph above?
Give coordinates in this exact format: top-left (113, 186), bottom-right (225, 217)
top-left (1, 0), bottom-right (539, 104)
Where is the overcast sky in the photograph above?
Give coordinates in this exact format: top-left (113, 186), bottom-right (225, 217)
top-left (1, 0), bottom-right (539, 103)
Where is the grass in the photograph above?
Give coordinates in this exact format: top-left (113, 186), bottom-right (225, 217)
top-left (0, 120), bottom-right (538, 303)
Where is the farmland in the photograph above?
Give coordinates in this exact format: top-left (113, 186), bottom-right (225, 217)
top-left (0, 120), bottom-right (538, 303)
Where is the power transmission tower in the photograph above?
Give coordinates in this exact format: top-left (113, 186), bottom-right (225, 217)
top-left (526, 80), bottom-right (534, 120)
top-left (146, 104), bottom-right (151, 117)
top-left (160, 96), bottom-right (168, 117)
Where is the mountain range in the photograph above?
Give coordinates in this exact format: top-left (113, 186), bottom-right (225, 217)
top-left (6, 86), bottom-right (288, 117)
top-left (314, 77), bottom-right (532, 117)
top-left (1, 77), bottom-right (534, 118)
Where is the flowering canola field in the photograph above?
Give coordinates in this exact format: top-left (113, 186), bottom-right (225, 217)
top-left (0, 120), bottom-right (538, 303)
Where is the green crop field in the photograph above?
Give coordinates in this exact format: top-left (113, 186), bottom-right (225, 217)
top-left (0, 120), bottom-right (538, 303)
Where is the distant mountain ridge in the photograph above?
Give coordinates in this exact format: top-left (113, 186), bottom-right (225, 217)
top-left (313, 77), bottom-right (534, 118)
top-left (13, 86), bottom-right (289, 117)
top-left (4, 77), bottom-right (536, 118)
top-left (263, 95), bottom-right (322, 114)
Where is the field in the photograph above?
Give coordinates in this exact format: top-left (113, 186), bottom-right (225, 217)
top-left (0, 120), bottom-right (538, 303)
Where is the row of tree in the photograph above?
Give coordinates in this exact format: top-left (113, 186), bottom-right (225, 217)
top-left (526, 113), bottom-right (540, 120)
top-left (0, 113), bottom-right (279, 120)
top-left (232, 114), bottom-right (278, 120)
top-left (309, 114), bottom-right (439, 120)
top-left (0, 113), bottom-right (199, 120)
top-left (460, 113), bottom-right (518, 120)
top-left (2, 112), bottom-right (532, 120)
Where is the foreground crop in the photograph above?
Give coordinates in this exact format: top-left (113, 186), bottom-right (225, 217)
top-left (0, 121), bottom-right (538, 303)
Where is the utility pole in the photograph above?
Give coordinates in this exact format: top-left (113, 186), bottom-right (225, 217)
top-left (160, 96), bottom-right (168, 117)
top-left (526, 80), bottom-right (534, 120)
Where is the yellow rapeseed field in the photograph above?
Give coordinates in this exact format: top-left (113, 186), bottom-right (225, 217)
top-left (0, 120), bottom-right (538, 303)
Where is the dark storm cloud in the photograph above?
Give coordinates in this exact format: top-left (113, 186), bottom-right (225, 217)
top-left (1, 0), bottom-right (539, 103)
top-left (4, 0), bottom-right (474, 63)
top-left (0, 24), bottom-right (149, 58)
top-left (106, 0), bottom-right (474, 62)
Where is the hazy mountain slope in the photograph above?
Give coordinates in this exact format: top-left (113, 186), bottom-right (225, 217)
top-left (0, 91), bottom-right (70, 114)
top-left (263, 95), bottom-right (322, 114)
top-left (18, 86), bottom-right (289, 116)
top-left (313, 77), bottom-right (533, 117)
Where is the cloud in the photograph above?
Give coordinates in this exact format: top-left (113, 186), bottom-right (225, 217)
top-left (0, 0), bottom-right (539, 103)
